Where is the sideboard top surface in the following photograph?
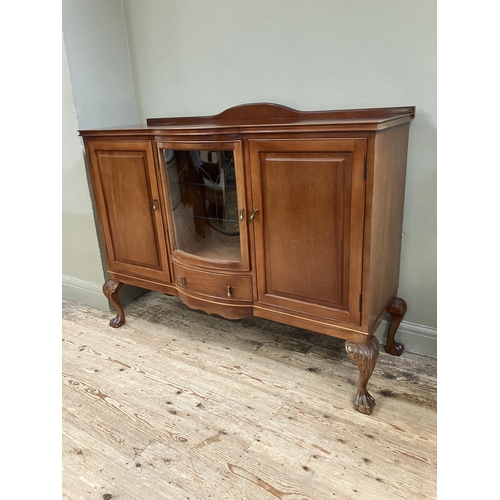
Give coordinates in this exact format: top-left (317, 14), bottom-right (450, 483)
top-left (79, 103), bottom-right (415, 137)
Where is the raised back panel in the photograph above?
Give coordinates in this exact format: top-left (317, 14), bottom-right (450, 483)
top-left (146, 103), bottom-right (415, 129)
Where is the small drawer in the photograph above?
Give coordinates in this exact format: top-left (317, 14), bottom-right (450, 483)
top-left (173, 263), bottom-right (252, 302)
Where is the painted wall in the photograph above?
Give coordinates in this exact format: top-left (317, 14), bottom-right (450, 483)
top-left (62, 0), bottom-right (144, 308)
top-left (62, 37), bottom-right (107, 308)
top-left (122, 0), bottom-right (437, 331)
top-left (62, 0), bottom-right (138, 129)
top-left (62, 0), bottom-right (436, 353)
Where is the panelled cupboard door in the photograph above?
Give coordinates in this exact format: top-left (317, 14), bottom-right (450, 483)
top-left (248, 139), bottom-right (366, 325)
top-left (86, 140), bottom-right (171, 282)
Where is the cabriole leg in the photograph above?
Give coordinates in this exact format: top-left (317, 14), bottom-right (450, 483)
top-left (385, 297), bottom-right (407, 356)
top-left (345, 336), bottom-right (380, 415)
top-left (103, 279), bottom-right (125, 328)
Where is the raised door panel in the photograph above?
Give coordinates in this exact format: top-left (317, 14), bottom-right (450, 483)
top-left (249, 139), bottom-right (366, 325)
top-left (87, 140), bottom-right (170, 282)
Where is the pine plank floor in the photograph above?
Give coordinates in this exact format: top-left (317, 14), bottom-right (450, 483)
top-left (62, 292), bottom-right (437, 500)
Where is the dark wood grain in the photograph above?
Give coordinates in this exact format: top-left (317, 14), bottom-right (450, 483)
top-left (172, 262), bottom-right (253, 303)
top-left (385, 297), bottom-right (407, 356)
top-left (79, 104), bottom-right (415, 137)
top-left (248, 138), bottom-right (365, 326)
top-left (146, 102), bottom-right (415, 128)
top-left (154, 139), bottom-right (250, 272)
top-left (79, 104), bottom-right (414, 415)
top-left (176, 290), bottom-right (254, 320)
top-left (86, 139), bottom-right (171, 282)
top-left (345, 336), bottom-right (380, 414)
top-left (102, 279), bottom-right (125, 327)
top-left (363, 124), bottom-right (410, 332)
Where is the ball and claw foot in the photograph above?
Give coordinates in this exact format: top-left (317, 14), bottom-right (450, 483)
top-left (345, 336), bottom-right (380, 415)
top-left (103, 279), bottom-right (125, 328)
top-left (385, 297), bottom-right (407, 356)
top-left (109, 315), bottom-right (125, 328)
top-left (354, 392), bottom-right (376, 415)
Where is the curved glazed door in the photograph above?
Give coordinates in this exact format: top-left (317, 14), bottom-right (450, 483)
top-left (249, 138), bottom-right (366, 325)
top-left (157, 140), bottom-right (250, 272)
top-left (86, 140), bottom-right (171, 282)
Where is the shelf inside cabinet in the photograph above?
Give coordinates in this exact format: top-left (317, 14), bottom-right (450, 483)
top-left (173, 213), bottom-right (239, 224)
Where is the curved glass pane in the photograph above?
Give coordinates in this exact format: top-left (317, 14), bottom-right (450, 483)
top-left (162, 148), bottom-right (241, 262)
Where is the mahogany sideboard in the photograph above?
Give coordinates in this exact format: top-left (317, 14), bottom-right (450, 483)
top-left (79, 103), bottom-right (415, 415)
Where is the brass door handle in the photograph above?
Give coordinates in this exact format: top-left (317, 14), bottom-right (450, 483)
top-left (250, 209), bottom-right (259, 220)
top-left (239, 209), bottom-right (244, 221)
top-left (152, 199), bottom-right (158, 211)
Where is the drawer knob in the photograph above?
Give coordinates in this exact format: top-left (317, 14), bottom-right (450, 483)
top-left (227, 285), bottom-right (231, 297)
top-left (180, 276), bottom-right (185, 287)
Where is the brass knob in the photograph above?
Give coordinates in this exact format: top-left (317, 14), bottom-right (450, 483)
top-left (227, 285), bottom-right (232, 297)
top-left (180, 276), bottom-right (185, 287)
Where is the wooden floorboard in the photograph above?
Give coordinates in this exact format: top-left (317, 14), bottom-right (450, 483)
top-left (62, 292), bottom-right (437, 499)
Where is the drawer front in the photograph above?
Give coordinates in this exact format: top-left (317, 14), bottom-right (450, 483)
top-left (172, 263), bottom-right (253, 302)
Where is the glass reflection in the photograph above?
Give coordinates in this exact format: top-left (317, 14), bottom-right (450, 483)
top-left (162, 149), bottom-right (241, 262)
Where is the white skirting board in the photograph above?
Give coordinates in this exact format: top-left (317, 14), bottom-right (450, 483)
top-left (62, 275), bottom-right (146, 311)
top-left (62, 275), bottom-right (108, 310)
top-left (373, 318), bottom-right (437, 358)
